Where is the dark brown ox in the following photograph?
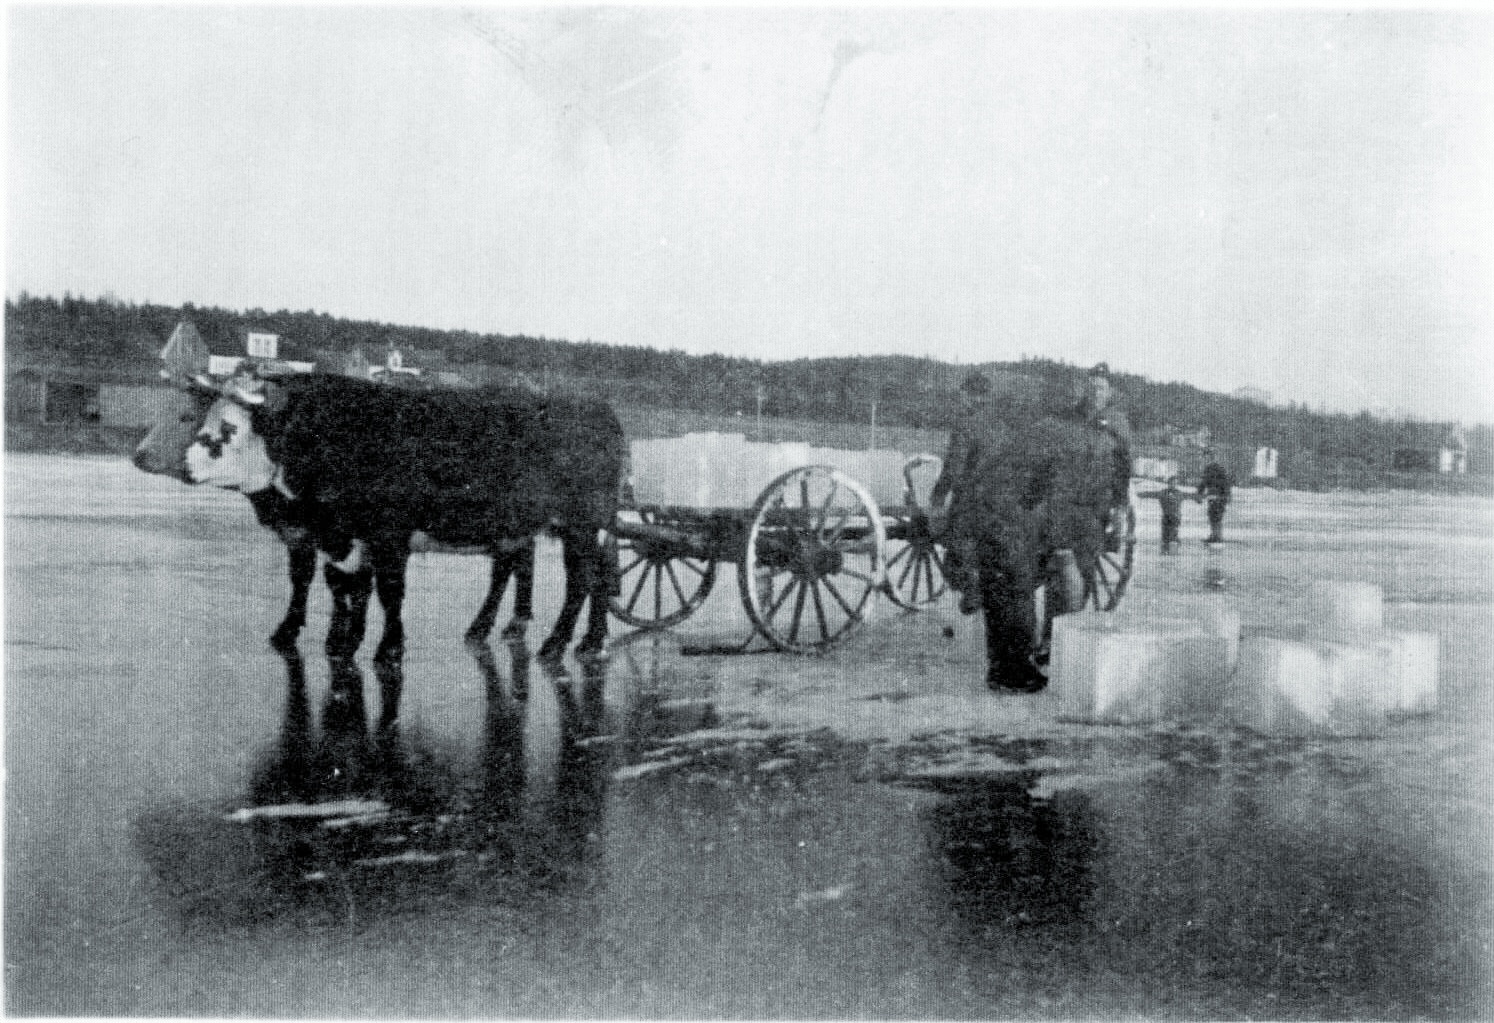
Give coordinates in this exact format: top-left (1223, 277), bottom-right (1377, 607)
top-left (133, 384), bottom-right (536, 652)
top-left (150, 374), bottom-right (622, 661)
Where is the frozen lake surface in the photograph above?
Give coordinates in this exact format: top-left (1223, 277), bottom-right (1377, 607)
top-left (6, 453), bottom-right (1493, 1018)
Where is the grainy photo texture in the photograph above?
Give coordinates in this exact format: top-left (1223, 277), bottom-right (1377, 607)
top-left (6, 7), bottom-right (1492, 1019)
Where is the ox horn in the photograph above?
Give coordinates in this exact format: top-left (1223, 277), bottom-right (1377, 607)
top-left (224, 368), bottom-right (268, 405)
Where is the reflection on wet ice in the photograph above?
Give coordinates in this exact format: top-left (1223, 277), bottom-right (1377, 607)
top-left (921, 777), bottom-right (1101, 930)
top-left (907, 739), bottom-right (1478, 1019)
top-left (134, 642), bottom-right (619, 928)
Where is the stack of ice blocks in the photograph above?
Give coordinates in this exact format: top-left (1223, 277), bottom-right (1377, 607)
top-left (1050, 581), bottom-right (1438, 735)
top-left (1231, 581), bottom-right (1439, 737)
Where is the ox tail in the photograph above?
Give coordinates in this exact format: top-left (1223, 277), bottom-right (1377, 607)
top-left (602, 450), bottom-right (633, 596)
top-left (617, 450), bottom-right (636, 510)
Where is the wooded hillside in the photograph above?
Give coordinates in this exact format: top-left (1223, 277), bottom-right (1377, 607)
top-left (7, 292), bottom-right (1490, 491)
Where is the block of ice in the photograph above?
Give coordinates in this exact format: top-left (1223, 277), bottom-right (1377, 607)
top-left (1232, 636), bottom-right (1387, 737)
top-left (628, 435), bottom-right (911, 507)
top-left (1304, 580), bottom-right (1384, 642)
top-left (1375, 630), bottom-right (1440, 714)
top-left (1199, 597), bottom-right (1242, 673)
top-left (1052, 612), bottom-right (1229, 725)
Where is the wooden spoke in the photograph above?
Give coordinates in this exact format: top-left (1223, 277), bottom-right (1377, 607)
top-left (740, 465), bottom-right (886, 653)
top-left (609, 510), bottom-right (717, 629)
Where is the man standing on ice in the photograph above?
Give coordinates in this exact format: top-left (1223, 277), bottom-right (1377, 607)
top-left (1198, 456), bottom-right (1234, 543)
top-left (940, 364), bottom-right (1133, 694)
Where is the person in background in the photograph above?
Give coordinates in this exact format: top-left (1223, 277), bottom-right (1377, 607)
top-left (1198, 456), bottom-right (1234, 543)
top-left (1073, 363), bottom-right (1133, 549)
top-left (1136, 475), bottom-right (1197, 554)
top-left (931, 370), bottom-right (996, 614)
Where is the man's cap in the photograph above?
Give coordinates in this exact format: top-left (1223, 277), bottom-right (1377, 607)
top-left (961, 371), bottom-right (992, 395)
top-left (1089, 362), bottom-right (1110, 378)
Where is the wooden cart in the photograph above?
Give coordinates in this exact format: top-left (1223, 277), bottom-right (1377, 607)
top-left (608, 455), bottom-right (1137, 654)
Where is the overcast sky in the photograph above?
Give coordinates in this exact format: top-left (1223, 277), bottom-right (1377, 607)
top-left (8, 6), bottom-right (1492, 421)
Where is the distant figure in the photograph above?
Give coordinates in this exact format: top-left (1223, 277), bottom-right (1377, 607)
top-left (1198, 458), bottom-right (1234, 543)
top-left (1137, 476), bottom-right (1198, 554)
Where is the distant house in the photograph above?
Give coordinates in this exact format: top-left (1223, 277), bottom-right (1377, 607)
top-left (338, 343), bottom-right (467, 388)
top-left (5, 363), bottom-right (184, 428)
top-left (5, 321), bottom-right (319, 430)
top-left (1253, 447), bottom-right (1279, 478)
top-left (1130, 442), bottom-right (1256, 486)
top-left (368, 346), bottom-right (423, 381)
top-left (205, 327), bottom-right (316, 377)
top-left (1393, 422), bottom-right (1468, 475)
top-left (1132, 453), bottom-right (1181, 482)
top-left (1440, 425), bottom-right (1468, 474)
top-left (1135, 422), bottom-right (1213, 450)
top-left (1169, 425), bottom-right (1212, 449)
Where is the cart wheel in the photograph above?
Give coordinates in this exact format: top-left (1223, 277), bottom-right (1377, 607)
top-left (884, 508), bottom-right (948, 610)
top-left (1086, 500), bottom-right (1138, 612)
top-left (739, 465), bottom-right (886, 653)
top-left (1032, 500), bottom-right (1138, 666)
top-left (611, 508), bottom-right (717, 629)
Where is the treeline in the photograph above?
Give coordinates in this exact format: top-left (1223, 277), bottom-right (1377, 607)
top-left (7, 292), bottom-right (1491, 487)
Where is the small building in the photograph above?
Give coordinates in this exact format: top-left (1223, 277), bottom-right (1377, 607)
top-left (1393, 423), bottom-right (1469, 475)
top-left (368, 346), bottom-right (423, 382)
top-left (1440, 425), bottom-right (1468, 475)
top-left (1253, 447), bottom-right (1279, 479)
top-left (206, 329), bottom-right (316, 377)
top-left (5, 365), bottom-right (182, 428)
top-left (1133, 453), bottom-right (1181, 482)
top-left (161, 320), bottom-right (316, 380)
top-left (1169, 425), bottom-right (1213, 449)
top-left (340, 344), bottom-right (466, 388)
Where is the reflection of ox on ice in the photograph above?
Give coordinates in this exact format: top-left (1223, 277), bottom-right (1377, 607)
top-left (134, 354), bottom-right (1137, 695)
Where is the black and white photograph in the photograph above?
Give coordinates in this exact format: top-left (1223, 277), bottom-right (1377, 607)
top-left (5, 5), bottom-right (1492, 1018)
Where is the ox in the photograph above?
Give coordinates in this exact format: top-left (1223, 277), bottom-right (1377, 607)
top-left (134, 385), bottom-right (538, 651)
top-left (145, 373), bottom-right (621, 660)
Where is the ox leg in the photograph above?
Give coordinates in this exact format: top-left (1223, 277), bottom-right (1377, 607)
top-left (371, 540), bottom-right (411, 664)
top-left (540, 532), bottom-right (601, 660)
top-left (501, 540), bottom-right (535, 639)
top-left (324, 557), bottom-right (374, 660)
top-left (271, 534), bottom-right (318, 650)
top-left (467, 545), bottom-right (522, 644)
top-left (576, 536), bottom-right (614, 657)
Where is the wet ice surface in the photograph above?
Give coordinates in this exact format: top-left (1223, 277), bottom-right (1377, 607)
top-left (6, 453), bottom-right (1493, 1018)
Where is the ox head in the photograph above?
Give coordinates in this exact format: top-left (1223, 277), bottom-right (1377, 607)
top-left (135, 368), bottom-right (286, 494)
top-left (132, 384), bottom-right (216, 480)
top-left (181, 372), bottom-right (287, 493)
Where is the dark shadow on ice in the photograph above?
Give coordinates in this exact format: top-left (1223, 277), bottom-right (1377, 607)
top-left (911, 760), bottom-right (1490, 1019)
top-left (920, 776), bottom-right (1102, 931)
top-left (133, 644), bottom-right (616, 931)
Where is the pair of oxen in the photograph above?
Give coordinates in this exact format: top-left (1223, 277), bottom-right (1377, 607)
top-left (133, 368), bottom-right (628, 662)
